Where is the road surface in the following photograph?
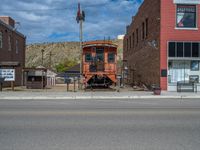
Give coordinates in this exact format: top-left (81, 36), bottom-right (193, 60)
top-left (0, 99), bottom-right (200, 150)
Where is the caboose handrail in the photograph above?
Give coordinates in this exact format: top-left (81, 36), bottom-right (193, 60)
top-left (82, 44), bottom-right (117, 49)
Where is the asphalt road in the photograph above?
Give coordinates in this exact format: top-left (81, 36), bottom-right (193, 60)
top-left (0, 99), bottom-right (200, 150)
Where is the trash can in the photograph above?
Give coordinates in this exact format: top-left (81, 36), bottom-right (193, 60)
top-left (153, 87), bottom-right (161, 95)
top-left (151, 84), bottom-right (161, 95)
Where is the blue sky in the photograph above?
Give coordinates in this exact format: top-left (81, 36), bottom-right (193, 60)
top-left (0, 0), bottom-right (143, 44)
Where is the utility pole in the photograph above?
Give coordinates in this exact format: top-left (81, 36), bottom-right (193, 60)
top-left (48, 51), bottom-right (54, 69)
top-left (76, 2), bottom-right (85, 76)
top-left (41, 49), bottom-right (45, 66)
top-left (80, 20), bottom-right (83, 75)
top-left (76, 3), bottom-right (85, 90)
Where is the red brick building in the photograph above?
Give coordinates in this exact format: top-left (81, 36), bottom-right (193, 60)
top-left (0, 16), bottom-right (26, 86)
top-left (124, 0), bottom-right (200, 91)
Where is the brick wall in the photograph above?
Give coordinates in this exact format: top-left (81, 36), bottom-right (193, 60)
top-left (123, 0), bottom-right (161, 87)
top-left (160, 0), bottom-right (200, 90)
top-left (0, 18), bottom-right (26, 86)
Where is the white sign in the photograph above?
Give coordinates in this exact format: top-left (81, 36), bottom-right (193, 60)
top-left (0, 69), bottom-right (15, 81)
top-left (174, 0), bottom-right (200, 4)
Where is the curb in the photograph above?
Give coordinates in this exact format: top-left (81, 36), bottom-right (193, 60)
top-left (1, 95), bottom-right (200, 100)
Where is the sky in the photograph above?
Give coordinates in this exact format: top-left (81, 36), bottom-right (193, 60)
top-left (0, 0), bottom-right (143, 44)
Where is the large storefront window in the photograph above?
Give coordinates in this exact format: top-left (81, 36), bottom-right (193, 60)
top-left (176, 5), bottom-right (196, 28)
top-left (168, 42), bottom-right (200, 58)
top-left (168, 60), bottom-right (189, 83)
top-left (168, 60), bottom-right (200, 83)
top-left (168, 41), bottom-right (200, 84)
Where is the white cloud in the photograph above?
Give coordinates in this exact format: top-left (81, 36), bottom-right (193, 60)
top-left (0, 0), bottom-right (142, 43)
top-left (18, 12), bottom-right (48, 21)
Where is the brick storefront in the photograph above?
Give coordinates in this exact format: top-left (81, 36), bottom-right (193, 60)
top-left (0, 16), bottom-right (26, 86)
top-left (124, 0), bottom-right (200, 91)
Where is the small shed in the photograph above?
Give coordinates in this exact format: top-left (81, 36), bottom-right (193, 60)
top-left (23, 67), bottom-right (47, 89)
top-left (46, 69), bottom-right (57, 87)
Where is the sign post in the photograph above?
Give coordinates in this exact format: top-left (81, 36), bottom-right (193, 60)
top-left (0, 77), bottom-right (5, 91)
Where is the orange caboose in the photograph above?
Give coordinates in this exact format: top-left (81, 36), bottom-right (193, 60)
top-left (82, 40), bottom-right (117, 87)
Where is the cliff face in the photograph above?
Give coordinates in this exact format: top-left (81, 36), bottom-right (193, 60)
top-left (26, 39), bottom-right (123, 71)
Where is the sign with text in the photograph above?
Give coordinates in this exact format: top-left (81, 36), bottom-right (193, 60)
top-left (0, 69), bottom-right (15, 81)
top-left (174, 0), bottom-right (200, 4)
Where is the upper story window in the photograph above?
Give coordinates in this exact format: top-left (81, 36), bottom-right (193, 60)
top-left (145, 18), bottom-right (148, 37)
top-left (16, 39), bottom-right (19, 54)
top-left (0, 32), bottom-right (3, 48)
top-left (176, 5), bottom-right (197, 28)
top-left (132, 32), bottom-right (135, 48)
top-left (126, 38), bottom-right (128, 51)
top-left (142, 22), bottom-right (145, 40)
top-left (8, 35), bottom-right (11, 51)
top-left (136, 28), bottom-right (139, 44)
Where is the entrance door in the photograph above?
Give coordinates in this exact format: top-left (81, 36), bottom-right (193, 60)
top-left (96, 48), bottom-right (104, 71)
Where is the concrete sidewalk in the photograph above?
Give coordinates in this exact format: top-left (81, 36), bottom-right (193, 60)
top-left (0, 91), bottom-right (200, 100)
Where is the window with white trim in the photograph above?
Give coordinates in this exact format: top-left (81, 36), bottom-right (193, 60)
top-left (176, 5), bottom-right (197, 28)
top-left (168, 42), bottom-right (200, 58)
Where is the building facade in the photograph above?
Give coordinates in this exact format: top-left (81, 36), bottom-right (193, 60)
top-left (124, 0), bottom-right (200, 91)
top-left (0, 16), bottom-right (26, 86)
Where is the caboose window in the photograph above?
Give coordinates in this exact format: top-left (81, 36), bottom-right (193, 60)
top-left (108, 53), bottom-right (115, 63)
top-left (96, 48), bottom-right (104, 61)
top-left (85, 53), bottom-right (92, 62)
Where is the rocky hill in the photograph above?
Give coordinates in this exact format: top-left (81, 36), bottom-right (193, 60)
top-left (26, 39), bottom-right (123, 72)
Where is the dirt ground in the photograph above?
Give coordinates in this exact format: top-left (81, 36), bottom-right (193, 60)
top-left (2, 84), bottom-right (139, 92)
top-left (2, 84), bottom-right (80, 92)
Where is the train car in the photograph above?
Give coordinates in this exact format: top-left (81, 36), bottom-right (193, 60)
top-left (82, 40), bottom-right (117, 87)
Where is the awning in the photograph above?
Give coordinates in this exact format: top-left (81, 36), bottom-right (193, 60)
top-left (0, 61), bottom-right (20, 67)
